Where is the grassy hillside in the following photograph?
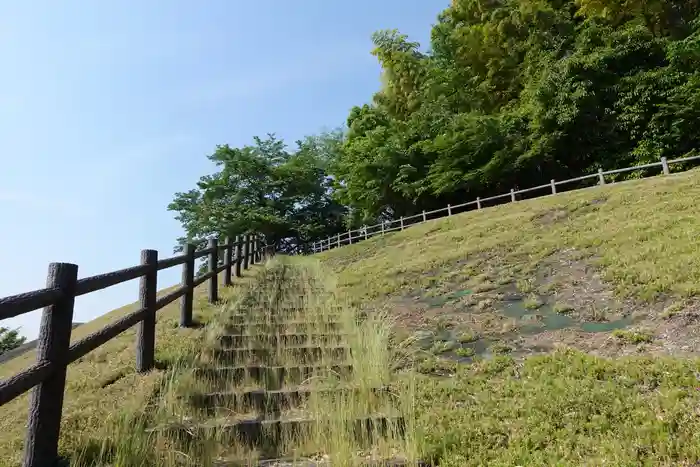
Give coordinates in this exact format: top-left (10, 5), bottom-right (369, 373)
top-left (0, 274), bottom-right (260, 467)
top-left (316, 169), bottom-right (700, 466)
top-left (4, 169), bottom-right (700, 466)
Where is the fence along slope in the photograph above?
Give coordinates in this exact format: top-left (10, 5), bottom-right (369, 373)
top-left (0, 233), bottom-right (271, 467)
top-left (313, 155), bottom-right (700, 252)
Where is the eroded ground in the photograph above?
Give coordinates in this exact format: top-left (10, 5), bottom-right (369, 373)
top-left (384, 249), bottom-right (700, 369)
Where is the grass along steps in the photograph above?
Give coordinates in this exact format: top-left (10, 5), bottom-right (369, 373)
top-left (142, 258), bottom-right (416, 466)
top-left (205, 345), bottom-right (351, 365)
top-left (216, 333), bottom-right (349, 348)
top-left (187, 386), bottom-right (394, 414)
top-left (190, 364), bottom-right (357, 391)
top-left (223, 322), bottom-right (344, 335)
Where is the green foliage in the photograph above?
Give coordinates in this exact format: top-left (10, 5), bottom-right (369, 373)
top-left (172, 1), bottom-right (700, 247)
top-left (169, 133), bottom-right (347, 254)
top-left (332, 0), bottom-right (700, 222)
top-left (0, 327), bottom-right (26, 355)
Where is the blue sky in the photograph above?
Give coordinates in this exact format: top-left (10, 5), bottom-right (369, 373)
top-left (0, 0), bottom-right (445, 339)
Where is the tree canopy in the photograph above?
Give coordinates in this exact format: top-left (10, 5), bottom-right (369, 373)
top-left (170, 0), bottom-right (700, 249)
top-left (168, 133), bottom-right (347, 254)
top-left (0, 327), bottom-right (26, 355)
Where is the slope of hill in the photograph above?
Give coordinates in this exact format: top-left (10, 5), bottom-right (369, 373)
top-left (0, 323), bottom-right (84, 365)
top-left (316, 169), bottom-right (700, 466)
top-left (4, 169), bottom-right (700, 465)
top-left (0, 279), bottom-right (258, 467)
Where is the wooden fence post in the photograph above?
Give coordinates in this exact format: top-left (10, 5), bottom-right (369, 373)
top-left (348, 230), bottom-right (353, 244)
top-left (208, 238), bottom-right (218, 303)
top-left (136, 249), bottom-right (158, 373)
top-left (422, 211), bottom-right (427, 222)
top-left (550, 179), bottom-right (557, 194)
top-left (598, 168), bottom-right (606, 185)
top-left (224, 236), bottom-right (233, 287)
top-left (363, 226), bottom-right (368, 240)
top-left (180, 243), bottom-right (195, 327)
top-left (23, 262), bottom-right (78, 467)
top-left (510, 189), bottom-right (516, 202)
top-left (447, 204), bottom-right (452, 216)
top-left (336, 234), bottom-right (340, 248)
top-left (234, 235), bottom-right (242, 278)
top-left (381, 222), bottom-right (385, 235)
top-left (243, 234), bottom-right (250, 270)
top-left (661, 156), bottom-right (670, 175)
top-left (477, 197), bottom-right (482, 209)
top-left (400, 217), bottom-right (404, 230)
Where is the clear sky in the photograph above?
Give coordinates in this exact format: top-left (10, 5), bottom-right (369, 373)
top-left (0, 1), bottom-right (446, 340)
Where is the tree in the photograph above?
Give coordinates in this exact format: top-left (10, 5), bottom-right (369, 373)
top-left (0, 327), bottom-right (26, 355)
top-left (330, 0), bottom-right (700, 221)
top-left (171, 1), bottom-right (700, 247)
top-left (169, 133), bottom-right (347, 255)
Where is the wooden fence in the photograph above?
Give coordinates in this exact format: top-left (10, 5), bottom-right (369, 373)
top-left (312, 154), bottom-right (700, 252)
top-left (0, 233), bottom-right (271, 467)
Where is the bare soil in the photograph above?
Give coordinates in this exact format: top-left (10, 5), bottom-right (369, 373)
top-left (385, 249), bottom-right (700, 360)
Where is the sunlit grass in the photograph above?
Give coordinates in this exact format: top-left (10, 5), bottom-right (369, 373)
top-left (63, 257), bottom-right (414, 466)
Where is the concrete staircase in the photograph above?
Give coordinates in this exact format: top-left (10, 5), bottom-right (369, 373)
top-left (152, 263), bottom-right (415, 466)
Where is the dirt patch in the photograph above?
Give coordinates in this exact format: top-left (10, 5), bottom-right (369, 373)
top-left (531, 197), bottom-right (608, 226)
top-left (533, 249), bottom-right (652, 322)
top-left (384, 248), bottom-right (700, 361)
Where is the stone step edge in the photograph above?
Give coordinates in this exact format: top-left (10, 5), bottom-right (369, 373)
top-left (188, 386), bottom-right (394, 410)
top-left (148, 414), bottom-right (406, 446)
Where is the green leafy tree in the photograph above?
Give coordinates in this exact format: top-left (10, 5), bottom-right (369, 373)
top-left (169, 133), bottom-right (347, 255)
top-left (0, 327), bottom-right (26, 355)
top-left (330, 0), bottom-right (700, 221)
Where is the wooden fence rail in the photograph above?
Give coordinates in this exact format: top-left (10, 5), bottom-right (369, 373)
top-left (312, 154), bottom-right (700, 253)
top-left (0, 232), bottom-right (273, 467)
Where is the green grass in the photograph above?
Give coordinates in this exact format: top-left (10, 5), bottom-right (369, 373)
top-left (4, 169), bottom-right (700, 465)
top-left (523, 295), bottom-right (543, 310)
top-left (411, 350), bottom-right (700, 466)
top-left (613, 329), bottom-right (655, 344)
top-left (319, 169), bottom-right (700, 303)
top-left (553, 302), bottom-right (575, 314)
top-left (314, 169), bottom-right (700, 465)
top-left (0, 273), bottom-right (260, 466)
top-left (62, 258), bottom-right (415, 466)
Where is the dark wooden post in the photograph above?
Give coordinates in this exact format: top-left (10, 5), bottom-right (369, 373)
top-left (224, 236), bottom-right (233, 287)
top-left (136, 249), bottom-right (158, 373)
top-left (243, 234), bottom-right (250, 270)
top-left (180, 243), bottom-right (195, 327)
top-left (252, 235), bottom-right (258, 265)
top-left (234, 235), bottom-right (242, 278)
top-left (208, 238), bottom-right (218, 303)
top-left (23, 262), bottom-right (78, 467)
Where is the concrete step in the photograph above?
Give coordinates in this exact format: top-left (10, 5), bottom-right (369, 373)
top-left (192, 364), bottom-right (354, 389)
top-left (224, 322), bottom-right (343, 335)
top-left (217, 333), bottom-right (347, 348)
top-left (226, 314), bottom-right (343, 325)
top-left (188, 386), bottom-right (392, 413)
top-left (154, 414), bottom-right (405, 449)
top-left (215, 456), bottom-right (429, 466)
top-left (208, 345), bottom-right (350, 365)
